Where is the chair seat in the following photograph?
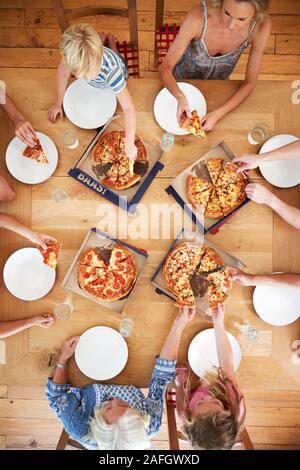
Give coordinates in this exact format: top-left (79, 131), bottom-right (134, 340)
top-left (116, 41), bottom-right (140, 77)
top-left (156, 23), bottom-right (180, 66)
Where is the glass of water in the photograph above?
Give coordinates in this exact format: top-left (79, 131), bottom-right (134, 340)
top-left (62, 130), bottom-right (79, 150)
top-left (119, 318), bottom-right (133, 337)
top-left (54, 298), bottom-right (74, 320)
top-left (160, 132), bottom-right (175, 152)
top-left (248, 123), bottom-right (270, 145)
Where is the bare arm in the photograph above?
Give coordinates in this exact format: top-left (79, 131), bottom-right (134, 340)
top-left (159, 6), bottom-right (201, 122)
top-left (52, 336), bottom-right (79, 384)
top-left (229, 267), bottom-right (300, 288)
top-left (116, 86), bottom-right (137, 161)
top-left (203, 17), bottom-right (271, 131)
top-left (1, 93), bottom-right (36, 147)
top-left (0, 213), bottom-right (57, 249)
top-left (160, 307), bottom-right (195, 361)
top-left (212, 306), bottom-right (236, 384)
top-left (48, 59), bottom-right (70, 123)
top-left (0, 315), bottom-right (53, 339)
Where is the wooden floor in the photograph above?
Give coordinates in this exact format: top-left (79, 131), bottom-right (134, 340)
top-left (0, 0), bottom-right (300, 452)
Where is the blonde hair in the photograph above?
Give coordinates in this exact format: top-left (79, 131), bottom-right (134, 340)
top-left (88, 405), bottom-right (151, 450)
top-left (183, 369), bottom-right (244, 450)
top-left (60, 23), bottom-right (103, 79)
top-left (212, 0), bottom-right (269, 18)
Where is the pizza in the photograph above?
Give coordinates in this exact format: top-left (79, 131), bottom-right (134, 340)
top-left (186, 158), bottom-right (248, 218)
top-left (38, 242), bottom-right (62, 269)
top-left (163, 242), bottom-right (232, 309)
top-left (180, 110), bottom-right (207, 140)
top-left (22, 138), bottom-right (49, 164)
top-left (78, 244), bottom-right (137, 302)
top-left (91, 130), bottom-right (148, 190)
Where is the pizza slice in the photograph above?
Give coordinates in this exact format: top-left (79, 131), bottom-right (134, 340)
top-left (180, 110), bottom-right (207, 139)
top-left (79, 248), bottom-right (107, 268)
top-left (207, 284), bottom-right (230, 309)
top-left (216, 162), bottom-right (247, 187)
top-left (205, 189), bottom-right (224, 219)
top-left (206, 269), bottom-right (233, 291)
top-left (216, 182), bottom-right (247, 217)
top-left (38, 242), bottom-right (62, 269)
top-left (23, 138), bottom-right (49, 164)
top-left (205, 158), bottom-right (224, 185)
top-left (78, 265), bottom-right (106, 289)
top-left (187, 174), bottom-right (213, 195)
top-left (198, 247), bottom-right (225, 273)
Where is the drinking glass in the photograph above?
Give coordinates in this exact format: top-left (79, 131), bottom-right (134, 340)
top-left (160, 132), bottom-right (175, 152)
top-left (248, 123), bottom-right (270, 145)
top-left (54, 297), bottom-right (74, 320)
top-left (62, 130), bottom-right (79, 150)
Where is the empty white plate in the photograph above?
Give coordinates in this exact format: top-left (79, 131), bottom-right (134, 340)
top-left (188, 328), bottom-right (241, 378)
top-left (253, 284), bottom-right (300, 326)
top-left (6, 132), bottom-right (58, 185)
top-left (63, 79), bottom-right (117, 129)
top-left (75, 326), bottom-right (128, 380)
top-left (3, 247), bottom-right (56, 301)
top-left (259, 134), bottom-right (300, 188)
top-left (154, 82), bottom-right (207, 135)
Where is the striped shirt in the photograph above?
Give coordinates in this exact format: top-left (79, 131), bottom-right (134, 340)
top-left (88, 46), bottom-right (128, 94)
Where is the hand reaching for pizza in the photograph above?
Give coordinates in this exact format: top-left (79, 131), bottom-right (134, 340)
top-left (48, 103), bottom-right (64, 123)
top-left (15, 119), bottom-right (37, 147)
top-left (30, 314), bottom-right (54, 329)
top-left (232, 154), bottom-right (262, 172)
top-left (29, 231), bottom-right (57, 250)
top-left (59, 336), bottom-right (80, 363)
top-left (201, 109), bottom-right (222, 132)
top-left (211, 304), bottom-right (225, 324)
top-left (245, 183), bottom-right (275, 205)
top-left (177, 305), bottom-right (196, 324)
top-left (227, 267), bottom-right (255, 286)
top-left (177, 95), bottom-right (192, 124)
top-left (125, 141), bottom-right (138, 162)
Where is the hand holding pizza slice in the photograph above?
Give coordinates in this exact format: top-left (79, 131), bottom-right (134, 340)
top-left (38, 242), bottom-right (62, 270)
top-left (180, 110), bottom-right (207, 140)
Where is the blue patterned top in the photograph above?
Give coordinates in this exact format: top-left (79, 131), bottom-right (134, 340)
top-left (46, 357), bottom-right (176, 449)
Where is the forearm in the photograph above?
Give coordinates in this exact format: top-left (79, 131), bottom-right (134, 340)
top-left (52, 356), bottom-right (69, 384)
top-left (159, 66), bottom-right (185, 101)
top-left (54, 63), bottom-right (70, 105)
top-left (160, 319), bottom-right (186, 361)
top-left (0, 214), bottom-right (33, 240)
top-left (123, 101), bottom-right (136, 145)
top-left (1, 94), bottom-right (24, 125)
top-left (249, 273), bottom-right (300, 288)
top-left (0, 318), bottom-right (33, 339)
top-left (269, 196), bottom-right (300, 230)
top-left (213, 321), bottom-right (235, 380)
top-left (261, 140), bottom-right (300, 162)
top-left (217, 81), bottom-right (255, 120)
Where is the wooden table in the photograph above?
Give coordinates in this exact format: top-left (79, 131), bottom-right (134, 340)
top-left (0, 71), bottom-right (299, 392)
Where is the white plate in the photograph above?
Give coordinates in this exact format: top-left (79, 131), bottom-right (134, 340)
top-left (259, 134), bottom-right (300, 188)
top-left (3, 247), bottom-right (56, 301)
top-left (6, 132), bottom-right (58, 185)
top-left (63, 79), bottom-right (117, 129)
top-left (188, 328), bottom-right (241, 378)
top-left (153, 82), bottom-right (207, 135)
top-left (75, 326), bottom-right (128, 380)
top-left (253, 284), bottom-right (300, 326)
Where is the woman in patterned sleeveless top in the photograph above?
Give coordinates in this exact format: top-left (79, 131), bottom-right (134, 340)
top-left (159, 0), bottom-right (271, 132)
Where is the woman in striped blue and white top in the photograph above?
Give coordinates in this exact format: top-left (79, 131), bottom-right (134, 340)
top-left (48, 24), bottom-right (137, 162)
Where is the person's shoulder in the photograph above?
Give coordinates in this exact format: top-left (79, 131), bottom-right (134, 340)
top-left (253, 14), bottom-right (272, 41)
top-left (180, 3), bottom-right (203, 38)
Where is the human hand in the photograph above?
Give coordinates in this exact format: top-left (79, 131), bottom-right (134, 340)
top-left (29, 231), bottom-right (57, 250)
top-left (15, 119), bottom-right (37, 147)
top-left (48, 103), bottom-right (63, 123)
top-left (227, 266), bottom-right (255, 286)
top-left (177, 94), bottom-right (191, 124)
top-left (176, 306), bottom-right (196, 324)
top-left (245, 183), bottom-right (275, 205)
top-left (232, 154), bottom-right (262, 172)
top-left (174, 365), bottom-right (188, 388)
top-left (212, 304), bottom-right (225, 324)
top-left (201, 109), bottom-right (222, 132)
top-left (59, 336), bottom-right (80, 363)
top-left (30, 314), bottom-right (54, 329)
top-left (125, 141), bottom-right (138, 162)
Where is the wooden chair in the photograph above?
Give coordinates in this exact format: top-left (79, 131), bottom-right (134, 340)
top-left (56, 429), bottom-right (87, 450)
top-left (51, 0), bottom-right (139, 77)
top-left (155, 0), bottom-right (179, 67)
top-left (166, 387), bottom-right (255, 450)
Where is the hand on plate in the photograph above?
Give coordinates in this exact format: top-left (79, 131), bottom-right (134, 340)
top-left (48, 103), bottom-right (64, 123)
top-left (31, 314), bottom-right (54, 329)
top-left (227, 266), bottom-right (255, 286)
top-left (59, 336), bottom-right (80, 363)
top-left (245, 183), bottom-right (275, 205)
top-left (15, 119), bottom-right (37, 147)
top-left (177, 94), bottom-right (191, 125)
top-left (232, 154), bottom-right (262, 172)
top-left (29, 231), bottom-right (57, 250)
top-left (201, 109), bottom-right (222, 132)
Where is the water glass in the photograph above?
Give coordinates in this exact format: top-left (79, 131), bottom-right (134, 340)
top-left (248, 123), bottom-right (270, 145)
top-left (160, 132), bottom-right (175, 152)
top-left (62, 130), bottom-right (79, 150)
top-left (119, 318), bottom-right (133, 337)
top-left (54, 298), bottom-right (74, 320)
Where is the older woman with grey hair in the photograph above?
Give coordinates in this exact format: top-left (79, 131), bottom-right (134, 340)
top-left (46, 306), bottom-right (195, 450)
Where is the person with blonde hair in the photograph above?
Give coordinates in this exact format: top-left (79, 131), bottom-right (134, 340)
top-left (46, 306), bottom-right (195, 450)
top-left (48, 24), bottom-right (138, 161)
top-left (159, 0), bottom-right (271, 130)
top-left (175, 304), bottom-right (245, 450)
